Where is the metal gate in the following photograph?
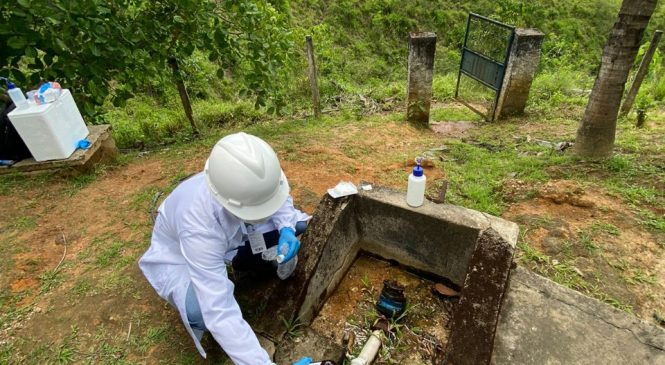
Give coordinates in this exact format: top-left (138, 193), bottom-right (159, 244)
top-left (455, 13), bottom-right (515, 121)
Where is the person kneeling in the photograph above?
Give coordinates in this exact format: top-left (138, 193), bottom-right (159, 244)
top-left (139, 132), bottom-right (311, 364)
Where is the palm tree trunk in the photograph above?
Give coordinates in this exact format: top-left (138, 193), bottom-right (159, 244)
top-left (574, 0), bottom-right (658, 158)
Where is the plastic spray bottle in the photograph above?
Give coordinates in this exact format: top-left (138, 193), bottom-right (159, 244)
top-left (1, 77), bottom-right (27, 110)
top-left (406, 157), bottom-right (426, 207)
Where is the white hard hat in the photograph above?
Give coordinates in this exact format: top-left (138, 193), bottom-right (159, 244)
top-left (204, 132), bottom-right (290, 221)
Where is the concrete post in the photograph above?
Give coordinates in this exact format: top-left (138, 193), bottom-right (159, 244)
top-left (406, 32), bottom-right (436, 125)
top-left (494, 29), bottom-right (544, 120)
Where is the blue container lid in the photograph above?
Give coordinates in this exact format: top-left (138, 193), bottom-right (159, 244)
top-left (1, 77), bottom-right (16, 89)
top-left (412, 164), bottom-right (423, 177)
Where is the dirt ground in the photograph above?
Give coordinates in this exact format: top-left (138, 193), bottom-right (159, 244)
top-left (502, 179), bottom-right (665, 319)
top-left (0, 117), bottom-right (447, 364)
top-left (1, 105), bottom-right (663, 363)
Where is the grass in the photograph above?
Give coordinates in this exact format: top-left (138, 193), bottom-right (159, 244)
top-left (8, 215), bottom-right (37, 231)
top-left (627, 269), bottom-right (658, 285)
top-left (145, 326), bottom-right (169, 345)
top-left (518, 236), bottom-right (633, 313)
top-left (589, 222), bottom-right (621, 236)
top-left (95, 241), bottom-right (125, 267)
top-left (639, 210), bottom-right (665, 232)
top-left (39, 269), bottom-right (64, 294)
top-left (56, 345), bottom-right (75, 365)
top-left (430, 105), bottom-right (483, 122)
top-left (0, 172), bottom-right (57, 196)
top-left (0, 342), bottom-right (13, 364)
top-left (105, 94), bottom-right (265, 149)
top-left (578, 231), bottom-right (600, 253)
top-left (360, 274), bottom-right (371, 289)
top-left (71, 278), bottom-right (95, 297)
top-left (100, 269), bottom-right (138, 297)
top-left (281, 316), bottom-right (304, 338)
top-left (442, 140), bottom-right (570, 215)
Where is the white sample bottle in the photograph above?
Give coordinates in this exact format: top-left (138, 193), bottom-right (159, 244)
top-left (5, 80), bottom-right (28, 110)
top-left (261, 245), bottom-right (298, 280)
top-left (406, 157), bottom-right (426, 207)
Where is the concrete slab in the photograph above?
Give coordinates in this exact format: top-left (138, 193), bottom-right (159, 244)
top-left (492, 266), bottom-right (665, 365)
top-left (249, 186), bottom-right (520, 359)
top-left (253, 194), bottom-right (360, 339)
top-left (0, 124), bottom-right (117, 174)
top-left (357, 187), bottom-right (519, 285)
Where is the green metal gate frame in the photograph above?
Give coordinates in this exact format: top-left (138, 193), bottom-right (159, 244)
top-left (455, 13), bottom-right (515, 121)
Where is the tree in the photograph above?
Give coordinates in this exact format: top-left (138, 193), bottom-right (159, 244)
top-left (574, 0), bottom-right (659, 158)
top-left (0, 1), bottom-right (294, 119)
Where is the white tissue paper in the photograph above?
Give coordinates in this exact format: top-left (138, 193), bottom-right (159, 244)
top-left (327, 181), bottom-right (358, 198)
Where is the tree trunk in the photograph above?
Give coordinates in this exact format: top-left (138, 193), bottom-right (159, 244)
top-left (574, 0), bottom-right (658, 158)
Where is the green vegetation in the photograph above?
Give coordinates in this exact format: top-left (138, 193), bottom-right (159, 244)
top-left (1, 0), bottom-right (293, 116)
top-left (1, 1), bottom-right (664, 363)
top-left (441, 141), bottom-right (569, 214)
top-left (589, 222), bottom-right (621, 236)
top-left (8, 215), bottom-right (37, 231)
top-left (517, 237), bottom-right (634, 313)
top-left (281, 316), bottom-right (304, 338)
top-left (627, 268), bottom-right (658, 285)
top-left (4, 0), bottom-right (663, 148)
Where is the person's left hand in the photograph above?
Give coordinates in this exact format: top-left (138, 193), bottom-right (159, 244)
top-left (292, 357), bottom-right (312, 365)
top-left (278, 227), bottom-right (300, 263)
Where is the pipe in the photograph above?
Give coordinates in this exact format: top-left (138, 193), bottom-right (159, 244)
top-left (350, 330), bottom-right (383, 365)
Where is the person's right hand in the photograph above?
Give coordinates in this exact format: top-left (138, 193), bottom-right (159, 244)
top-left (292, 357), bottom-right (312, 365)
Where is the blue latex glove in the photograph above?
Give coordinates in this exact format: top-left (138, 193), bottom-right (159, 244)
top-left (278, 227), bottom-right (300, 263)
top-left (292, 357), bottom-right (312, 365)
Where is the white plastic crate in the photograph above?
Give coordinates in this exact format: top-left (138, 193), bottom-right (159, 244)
top-left (8, 89), bottom-right (89, 162)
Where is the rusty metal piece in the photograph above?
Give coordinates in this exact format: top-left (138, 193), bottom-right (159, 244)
top-left (342, 330), bottom-right (355, 356)
top-left (371, 317), bottom-right (391, 334)
top-left (427, 180), bottom-right (449, 204)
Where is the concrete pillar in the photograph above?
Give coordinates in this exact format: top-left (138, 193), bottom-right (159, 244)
top-left (406, 32), bottom-right (436, 125)
top-left (494, 28), bottom-right (544, 120)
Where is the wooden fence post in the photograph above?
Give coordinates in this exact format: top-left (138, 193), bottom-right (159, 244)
top-left (305, 35), bottom-right (321, 118)
top-left (620, 30), bottom-right (663, 116)
top-left (168, 57), bottom-right (199, 135)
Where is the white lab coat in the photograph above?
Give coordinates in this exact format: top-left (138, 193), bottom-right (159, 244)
top-left (139, 173), bottom-right (310, 364)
